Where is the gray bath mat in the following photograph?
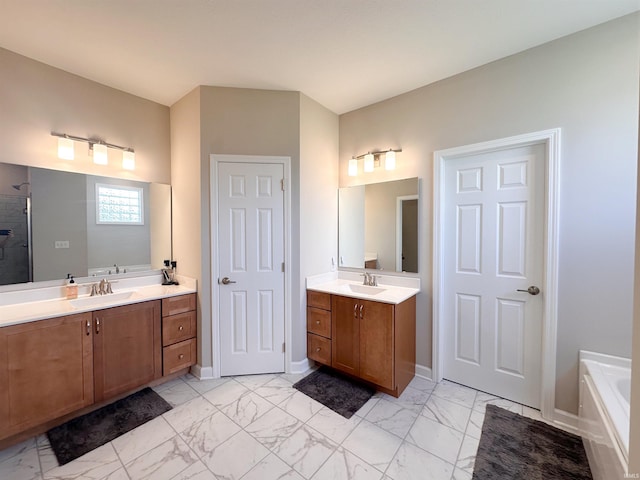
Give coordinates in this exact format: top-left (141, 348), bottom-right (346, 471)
top-left (473, 404), bottom-right (592, 479)
top-left (47, 387), bottom-right (172, 466)
top-left (293, 367), bottom-right (375, 418)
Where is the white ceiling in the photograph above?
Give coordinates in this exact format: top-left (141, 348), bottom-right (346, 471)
top-left (1, 1), bottom-right (638, 114)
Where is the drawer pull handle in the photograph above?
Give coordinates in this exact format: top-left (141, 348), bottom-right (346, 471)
top-left (315, 320), bottom-right (320, 325)
top-left (316, 347), bottom-right (321, 352)
top-left (179, 354), bottom-right (185, 360)
top-left (178, 325), bottom-right (184, 331)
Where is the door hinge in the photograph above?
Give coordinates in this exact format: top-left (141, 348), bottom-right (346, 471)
top-left (281, 262), bottom-right (285, 273)
top-left (280, 178), bottom-right (286, 191)
top-left (282, 342), bottom-right (286, 353)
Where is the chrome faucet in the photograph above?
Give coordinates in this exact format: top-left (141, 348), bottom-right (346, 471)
top-left (361, 273), bottom-right (378, 286)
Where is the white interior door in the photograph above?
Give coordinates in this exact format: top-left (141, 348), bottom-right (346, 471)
top-left (218, 161), bottom-right (285, 376)
top-left (443, 143), bottom-right (544, 407)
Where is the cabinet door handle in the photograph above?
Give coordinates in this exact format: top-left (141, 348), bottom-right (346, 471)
top-left (353, 304), bottom-right (358, 318)
top-left (178, 325), bottom-right (184, 331)
top-left (178, 354), bottom-right (185, 360)
top-left (86, 320), bottom-right (91, 336)
top-left (315, 320), bottom-right (320, 325)
top-left (316, 347), bottom-right (321, 352)
top-left (95, 318), bottom-right (100, 334)
top-left (359, 304), bottom-right (364, 319)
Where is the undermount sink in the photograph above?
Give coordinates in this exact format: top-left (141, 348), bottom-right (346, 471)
top-left (342, 283), bottom-right (387, 296)
top-left (69, 291), bottom-right (138, 309)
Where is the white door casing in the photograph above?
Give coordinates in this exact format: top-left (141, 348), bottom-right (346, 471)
top-left (212, 155), bottom-right (291, 377)
top-left (433, 129), bottom-right (560, 419)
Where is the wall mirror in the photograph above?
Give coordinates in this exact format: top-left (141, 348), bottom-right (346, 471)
top-left (0, 162), bottom-right (172, 286)
top-left (339, 177), bottom-right (419, 273)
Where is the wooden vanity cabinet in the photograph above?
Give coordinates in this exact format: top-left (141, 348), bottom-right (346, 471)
top-left (93, 300), bottom-right (162, 403)
top-left (330, 292), bottom-right (416, 397)
top-left (307, 291), bottom-right (332, 366)
top-left (162, 294), bottom-right (197, 375)
top-left (0, 313), bottom-right (94, 440)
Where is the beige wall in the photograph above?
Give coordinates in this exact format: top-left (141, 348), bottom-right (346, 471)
top-left (0, 48), bottom-right (170, 184)
top-left (299, 94), bottom-right (339, 360)
top-left (339, 13), bottom-right (639, 414)
top-left (170, 87), bottom-right (203, 362)
top-left (171, 88), bottom-right (339, 369)
top-left (171, 86), bottom-right (304, 370)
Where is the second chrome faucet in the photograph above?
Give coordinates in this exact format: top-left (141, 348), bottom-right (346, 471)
top-left (361, 272), bottom-right (378, 286)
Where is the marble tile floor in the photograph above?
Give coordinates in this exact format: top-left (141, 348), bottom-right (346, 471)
top-left (0, 372), bottom-right (550, 480)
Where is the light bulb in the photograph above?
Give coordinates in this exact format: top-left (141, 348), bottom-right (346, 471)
top-left (122, 150), bottom-right (135, 170)
top-left (363, 153), bottom-right (374, 173)
top-left (93, 143), bottom-right (108, 165)
top-left (385, 150), bottom-right (396, 170)
top-left (58, 137), bottom-right (74, 160)
top-left (348, 158), bottom-right (358, 176)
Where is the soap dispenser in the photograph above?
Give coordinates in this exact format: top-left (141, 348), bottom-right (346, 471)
top-left (66, 274), bottom-right (78, 299)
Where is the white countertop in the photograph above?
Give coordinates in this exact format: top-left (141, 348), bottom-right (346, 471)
top-left (306, 271), bottom-right (420, 304)
top-left (0, 274), bottom-right (196, 328)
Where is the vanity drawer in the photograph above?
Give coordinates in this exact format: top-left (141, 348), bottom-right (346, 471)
top-left (162, 294), bottom-right (196, 317)
top-left (163, 338), bottom-right (196, 375)
top-left (307, 291), bottom-right (331, 311)
top-left (162, 311), bottom-right (196, 346)
top-left (307, 307), bottom-right (331, 338)
top-left (307, 333), bottom-right (331, 366)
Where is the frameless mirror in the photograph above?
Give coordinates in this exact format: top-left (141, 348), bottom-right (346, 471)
top-left (0, 162), bottom-right (172, 286)
top-left (339, 177), bottom-right (419, 273)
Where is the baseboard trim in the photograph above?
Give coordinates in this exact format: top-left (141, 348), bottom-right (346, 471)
top-left (415, 364), bottom-right (433, 381)
top-left (553, 408), bottom-right (580, 435)
top-left (190, 364), bottom-right (215, 380)
top-left (290, 358), bottom-right (312, 375)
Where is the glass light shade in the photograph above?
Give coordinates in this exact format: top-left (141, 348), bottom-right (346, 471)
top-left (122, 150), bottom-right (136, 170)
top-left (348, 158), bottom-right (358, 177)
top-left (57, 137), bottom-right (74, 160)
top-left (92, 143), bottom-right (108, 165)
top-left (363, 153), bottom-right (374, 173)
top-left (385, 150), bottom-right (396, 170)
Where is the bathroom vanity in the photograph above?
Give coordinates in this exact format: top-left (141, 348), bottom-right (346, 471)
top-left (0, 278), bottom-right (196, 445)
top-left (306, 273), bottom-right (419, 397)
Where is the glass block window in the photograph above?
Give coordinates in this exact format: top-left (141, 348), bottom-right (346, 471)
top-left (96, 184), bottom-right (144, 225)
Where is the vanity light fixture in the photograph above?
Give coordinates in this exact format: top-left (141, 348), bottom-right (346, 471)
top-left (349, 148), bottom-right (402, 177)
top-left (51, 132), bottom-right (135, 170)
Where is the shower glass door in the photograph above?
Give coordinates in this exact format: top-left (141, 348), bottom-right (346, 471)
top-left (0, 194), bottom-right (31, 285)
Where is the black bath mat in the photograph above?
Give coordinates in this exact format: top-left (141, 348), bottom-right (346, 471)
top-left (293, 367), bottom-right (375, 418)
top-left (473, 404), bottom-right (592, 480)
top-left (47, 387), bottom-right (172, 465)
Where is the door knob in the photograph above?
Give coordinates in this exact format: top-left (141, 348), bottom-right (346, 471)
top-left (219, 277), bottom-right (236, 285)
top-left (517, 286), bottom-right (540, 295)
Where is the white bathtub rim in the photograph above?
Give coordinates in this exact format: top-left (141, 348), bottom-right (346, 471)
top-left (579, 351), bottom-right (630, 460)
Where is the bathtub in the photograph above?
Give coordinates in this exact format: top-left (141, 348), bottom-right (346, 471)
top-left (579, 351), bottom-right (631, 480)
